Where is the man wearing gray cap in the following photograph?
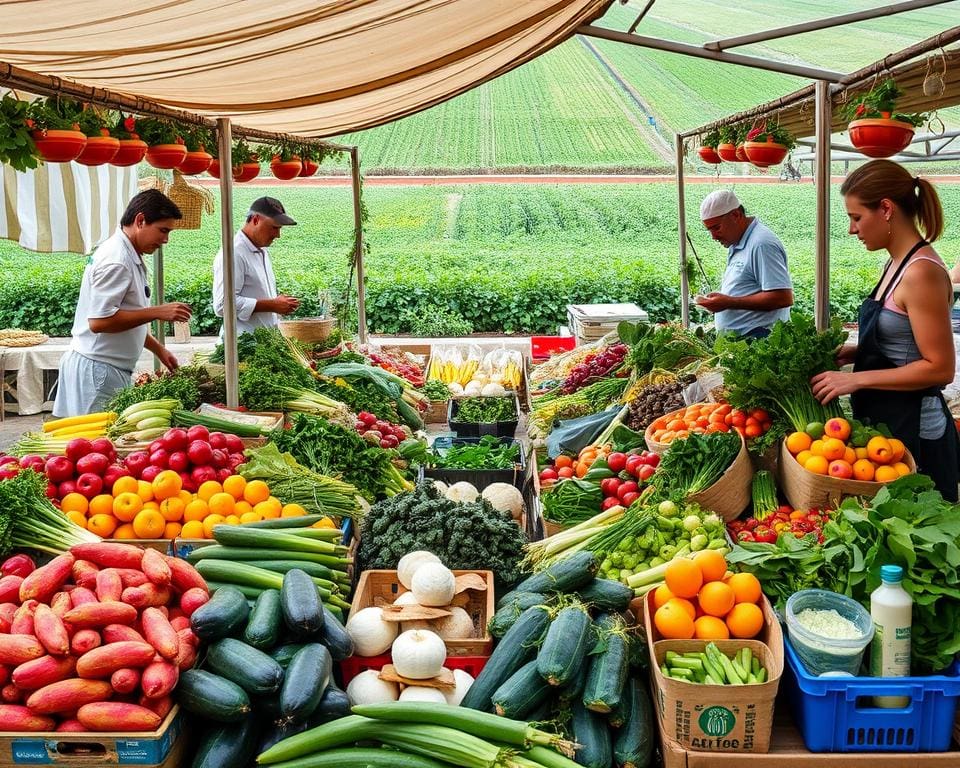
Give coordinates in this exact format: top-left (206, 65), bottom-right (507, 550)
top-left (212, 196), bottom-right (301, 336)
top-left (696, 189), bottom-right (793, 339)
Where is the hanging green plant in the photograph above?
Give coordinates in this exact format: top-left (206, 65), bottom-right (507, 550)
top-left (111, 113), bottom-right (140, 140)
top-left (27, 97), bottom-right (84, 131)
top-left (135, 117), bottom-right (183, 146)
top-left (0, 94), bottom-right (39, 172)
top-left (717, 125), bottom-right (737, 145)
top-left (844, 79), bottom-right (927, 127)
top-left (182, 125), bottom-right (214, 153)
top-left (232, 138), bottom-right (257, 164)
top-left (257, 141), bottom-right (298, 162)
top-left (745, 120), bottom-right (796, 150)
top-left (701, 129), bottom-right (721, 150)
top-left (75, 105), bottom-right (113, 137)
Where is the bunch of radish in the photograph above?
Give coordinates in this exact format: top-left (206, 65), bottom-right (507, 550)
top-left (0, 542), bottom-right (209, 733)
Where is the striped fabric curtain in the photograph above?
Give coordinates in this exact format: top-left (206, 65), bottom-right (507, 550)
top-left (0, 161), bottom-right (137, 254)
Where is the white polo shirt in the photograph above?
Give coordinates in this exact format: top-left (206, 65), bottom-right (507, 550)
top-left (212, 231), bottom-right (278, 336)
top-left (69, 228), bottom-right (150, 371)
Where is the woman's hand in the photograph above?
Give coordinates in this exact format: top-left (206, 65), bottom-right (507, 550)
top-left (836, 344), bottom-right (857, 367)
top-left (810, 370), bottom-right (860, 404)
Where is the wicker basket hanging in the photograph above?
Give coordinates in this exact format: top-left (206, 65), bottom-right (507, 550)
top-left (167, 171), bottom-right (215, 230)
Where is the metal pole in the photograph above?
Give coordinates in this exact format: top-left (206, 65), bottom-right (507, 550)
top-left (152, 246), bottom-right (165, 373)
top-left (350, 147), bottom-right (368, 344)
top-left (217, 118), bottom-right (239, 407)
top-left (814, 80), bottom-right (832, 332)
top-left (676, 135), bottom-right (689, 328)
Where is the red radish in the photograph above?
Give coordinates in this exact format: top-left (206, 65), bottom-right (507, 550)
top-left (68, 586), bottom-right (99, 607)
top-left (19, 554), bottom-right (75, 604)
top-left (64, 438), bottom-right (93, 463)
top-left (95, 569), bottom-right (123, 602)
top-left (121, 584), bottom-right (171, 610)
top-left (76, 641), bottom-right (156, 678)
top-left (43, 456), bottom-right (74, 483)
top-left (208, 432), bottom-right (227, 450)
top-left (176, 627), bottom-right (199, 648)
top-left (63, 602), bottom-right (137, 629)
top-left (0, 615), bottom-right (9, 635)
top-left (140, 608), bottom-right (178, 660)
top-left (0, 684), bottom-right (21, 703)
top-left (12, 655), bottom-right (77, 690)
top-left (0, 635), bottom-right (45, 665)
top-left (0, 575), bottom-right (23, 604)
top-left (71, 560), bottom-right (100, 590)
top-left (186, 425), bottom-right (210, 443)
top-left (163, 557), bottom-right (208, 595)
top-left (163, 428), bottom-right (189, 452)
top-left (102, 625), bottom-right (145, 644)
top-left (70, 630), bottom-right (102, 656)
top-left (169, 616), bottom-right (190, 632)
top-left (167, 606), bottom-right (184, 621)
top-left (110, 668), bottom-right (141, 694)
top-left (140, 694), bottom-right (173, 719)
top-left (0, 704), bottom-right (56, 731)
top-left (70, 543), bottom-right (143, 570)
top-left (10, 603), bottom-right (36, 636)
top-left (114, 568), bottom-right (148, 588)
top-left (56, 718), bottom-right (87, 732)
top-left (140, 660), bottom-right (178, 699)
top-left (77, 701), bottom-right (160, 732)
top-left (140, 549), bottom-right (171, 587)
top-left (50, 592), bottom-right (72, 618)
top-left (26, 679), bottom-right (113, 713)
top-left (224, 434), bottom-right (243, 453)
top-left (33, 605), bottom-right (70, 656)
top-left (0, 667), bottom-right (8, 687)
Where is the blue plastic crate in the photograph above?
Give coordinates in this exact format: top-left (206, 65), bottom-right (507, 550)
top-left (783, 635), bottom-right (960, 752)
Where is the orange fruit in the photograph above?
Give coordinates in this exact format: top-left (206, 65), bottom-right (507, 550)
top-left (803, 455), bottom-right (829, 475)
top-left (852, 458), bottom-right (875, 482)
top-left (180, 520), bottom-right (205, 539)
top-left (726, 602), bottom-right (764, 638)
top-left (159, 497), bottom-right (185, 523)
top-left (202, 514), bottom-right (225, 539)
top-left (89, 494), bottom-right (114, 517)
top-left (823, 417), bottom-right (852, 442)
top-left (61, 493), bottom-right (89, 515)
top-left (142, 501), bottom-right (160, 513)
top-left (87, 513), bottom-right (118, 537)
top-left (243, 480), bottom-right (271, 506)
top-left (234, 500), bottom-right (254, 517)
top-left (795, 450), bottom-right (813, 467)
top-left (112, 476), bottom-right (138, 496)
top-left (183, 499), bottom-right (209, 522)
top-left (892, 461), bottom-right (911, 477)
top-left (223, 515), bottom-right (241, 526)
top-left (65, 510), bottom-right (87, 528)
top-left (867, 435), bottom-right (893, 465)
top-left (113, 492), bottom-right (144, 522)
top-left (726, 572), bottom-right (762, 604)
top-left (222, 475), bottom-right (247, 500)
top-left (874, 465), bottom-right (899, 483)
top-left (136, 480), bottom-right (154, 502)
top-left (698, 581), bottom-right (736, 617)
top-left (280, 503), bottom-right (307, 518)
top-left (312, 516), bottom-right (336, 529)
top-left (821, 438), bottom-right (846, 461)
top-left (785, 431), bottom-right (812, 455)
top-left (665, 597), bottom-right (696, 620)
top-left (163, 522), bottom-right (182, 539)
top-left (132, 509), bottom-right (166, 539)
top-left (855, 447), bottom-right (869, 460)
top-left (178, 490), bottom-right (193, 506)
top-left (694, 550), bottom-right (728, 583)
top-left (255, 498), bottom-right (282, 519)
top-left (694, 615), bottom-right (731, 640)
top-left (197, 481), bottom-right (223, 502)
top-left (653, 584), bottom-right (675, 609)
top-left (843, 446), bottom-right (857, 465)
top-left (809, 439), bottom-right (825, 457)
top-left (113, 523), bottom-right (137, 540)
top-left (208, 492), bottom-right (236, 518)
top-left (887, 438), bottom-right (906, 463)
top-left (654, 601), bottom-right (695, 639)
top-left (239, 511), bottom-right (262, 525)
top-left (664, 558), bottom-right (703, 599)
top-left (152, 470), bottom-right (182, 501)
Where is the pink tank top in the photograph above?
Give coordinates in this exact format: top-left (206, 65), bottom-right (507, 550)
top-left (882, 252), bottom-right (949, 315)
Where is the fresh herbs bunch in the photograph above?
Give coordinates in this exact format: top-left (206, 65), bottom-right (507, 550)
top-left (107, 368), bottom-right (203, 413)
top-left (656, 431), bottom-right (741, 496)
top-left (454, 396), bottom-right (517, 424)
top-left (0, 94), bottom-right (38, 172)
top-left (620, 321), bottom-right (714, 376)
top-left (422, 379), bottom-right (451, 401)
top-left (433, 436), bottom-right (520, 469)
top-left (541, 477), bottom-right (604, 524)
top-left (844, 78), bottom-right (927, 127)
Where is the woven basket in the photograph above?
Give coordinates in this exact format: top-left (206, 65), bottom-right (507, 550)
top-left (167, 171), bottom-right (215, 230)
top-left (688, 433), bottom-right (753, 521)
top-left (278, 317), bottom-right (337, 343)
top-left (0, 329), bottom-right (48, 347)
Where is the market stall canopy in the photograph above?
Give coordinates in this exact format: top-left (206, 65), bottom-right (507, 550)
top-left (0, 0), bottom-right (612, 137)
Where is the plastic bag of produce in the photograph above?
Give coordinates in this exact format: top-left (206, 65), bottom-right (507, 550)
top-left (546, 406), bottom-right (620, 458)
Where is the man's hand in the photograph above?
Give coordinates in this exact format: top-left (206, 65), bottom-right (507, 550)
top-left (154, 303), bottom-right (192, 323)
top-left (270, 295), bottom-right (300, 315)
top-left (156, 346), bottom-right (179, 372)
top-left (694, 292), bottom-right (731, 313)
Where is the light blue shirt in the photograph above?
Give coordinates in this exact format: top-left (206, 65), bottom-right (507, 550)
top-left (716, 218), bottom-right (792, 335)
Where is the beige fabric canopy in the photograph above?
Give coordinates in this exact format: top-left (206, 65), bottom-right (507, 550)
top-left (0, 0), bottom-right (611, 137)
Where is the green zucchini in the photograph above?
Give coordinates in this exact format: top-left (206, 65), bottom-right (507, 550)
top-left (496, 588), bottom-right (541, 610)
top-left (576, 578), bottom-right (634, 612)
top-left (487, 592), bottom-right (547, 638)
top-left (613, 679), bottom-right (654, 768)
top-left (187, 546), bottom-right (349, 569)
top-left (281, 568), bottom-right (325, 638)
top-left (191, 714), bottom-right (260, 768)
top-left (245, 560), bottom-right (350, 585)
top-left (559, 653), bottom-right (590, 704)
top-left (281, 643), bottom-right (331, 723)
top-left (460, 605), bottom-right (550, 711)
top-left (244, 589), bottom-right (282, 650)
top-left (537, 605), bottom-right (592, 686)
top-left (571, 699), bottom-right (612, 768)
top-left (582, 614), bottom-right (629, 714)
top-left (491, 659), bottom-right (553, 719)
top-left (206, 638), bottom-right (285, 695)
top-left (256, 746), bottom-right (449, 768)
top-left (309, 682), bottom-right (351, 725)
top-left (211, 525), bottom-right (343, 554)
top-left (319, 605), bottom-right (354, 660)
top-left (514, 551), bottom-right (598, 594)
top-left (177, 669), bottom-right (250, 723)
top-left (205, 581), bottom-right (264, 600)
top-left (271, 642), bottom-right (307, 668)
top-left (241, 514), bottom-right (329, 529)
top-left (189, 585), bottom-right (250, 640)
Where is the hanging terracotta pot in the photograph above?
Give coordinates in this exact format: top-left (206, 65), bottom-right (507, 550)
top-left (75, 130), bottom-right (120, 166)
top-left (233, 162), bottom-right (261, 183)
top-left (698, 146), bottom-right (722, 164)
top-left (735, 143), bottom-right (748, 162)
top-left (145, 143), bottom-right (188, 170)
top-left (177, 150), bottom-right (213, 175)
top-left (717, 143), bottom-right (739, 162)
top-left (299, 159), bottom-right (319, 177)
top-left (111, 135), bottom-right (148, 167)
top-left (744, 139), bottom-right (788, 168)
top-left (270, 156), bottom-right (302, 180)
top-left (32, 128), bottom-right (87, 163)
top-left (208, 159), bottom-right (222, 179)
top-left (848, 116), bottom-right (915, 158)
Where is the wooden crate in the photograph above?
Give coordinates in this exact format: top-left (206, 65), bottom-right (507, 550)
top-left (0, 706), bottom-right (183, 767)
top-left (350, 569), bottom-right (495, 656)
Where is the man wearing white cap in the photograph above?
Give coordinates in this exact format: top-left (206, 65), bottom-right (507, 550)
top-left (697, 189), bottom-right (793, 339)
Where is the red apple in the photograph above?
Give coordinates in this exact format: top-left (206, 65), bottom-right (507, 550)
top-left (44, 456), bottom-right (74, 484)
top-left (75, 473), bottom-right (103, 499)
top-left (216, 468), bottom-right (232, 483)
top-left (208, 432), bottom-right (227, 450)
top-left (140, 465), bottom-right (162, 483)
top-left (75, 452), bottom-right (110, 477)
top-left (103, 465), bottom-right (130, 490)
top-left (89, 438), bottom-right (115, 460)
top-left (187, 425), bottom-right (210, 443)
top-left (148, 449), bottom-right (169, 470)
top-left (64, 439), bottom-right (93, 463)
top-left (123, 451), bottom-right (150, 478)
top-left (223, 434), bottom-right (244, 454)
top-left (57, 479), bottom-right (77, 498)
top-left (19, 454), bottom-right (45, 472)
top-left (187, 441), bottom-right (213, 467)
top-left (168, 451), bottom-right (189, 473)
top-left (163, 428), bottom-right (189, 452)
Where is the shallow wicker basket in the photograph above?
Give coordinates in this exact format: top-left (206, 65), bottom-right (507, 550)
top-left (278, 317), bottom-right (337, 343)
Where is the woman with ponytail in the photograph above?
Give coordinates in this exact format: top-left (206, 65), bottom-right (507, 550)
top-left (811, 159), bottom-right (958, 499)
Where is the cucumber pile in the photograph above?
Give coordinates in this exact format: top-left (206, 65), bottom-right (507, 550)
top-left (465, 552), bottom-right (655, 768)
top-left (179, 569), bottom-right (355, 768)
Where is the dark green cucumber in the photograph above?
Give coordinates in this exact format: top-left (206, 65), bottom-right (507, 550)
top-left (190, 585), bottom-right (250, 640)
top-left (191, 714), bottom-right (260, 768)
top-left (240, 514), bottom-right (328, 529)
top-left (537, 605), bottom-right (593, 686)
top-left (281, 568), bottom-right (325, 638)
top-left (206, 638), bottom-right (285, 695)
top-left (271, 642), bottom-right (307, 668)
top-left (559, 652), bottom-right (590, 704)
top-left (319, 605), bottom-right (354, 660)
top-left (460, 605), bottom-right (551, 711)
top-left (309, 682), bottom-right (352, 725)
top-left (496, 588), bottom-right (543, 610)
top-left (244, 589), bottom-right (282, 650)
top-left (614, 679), bottom-right (654, 768)
top-left (177, 669), bottom-right (251, 723)
top-left (491, 659), bottom-right (553, 719)
top-left (280, 643), bottom-right (331, 723)
top-left (571, 699), bottom-right (613, 768)
top-left (582, 615), bottom-right (629, 714)
top-left (255, 747), bottom-right (449, 768)
top-left (576, 578), bottom-right (634, 612)
top-left (514, 551), bottom-right (598, 594)
top-left (487, 592), bottom-right (547, 638)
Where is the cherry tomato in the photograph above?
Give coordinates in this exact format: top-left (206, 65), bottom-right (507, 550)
top-left (737, 531), bottom-right (756, 542)
top-left (606, 452), bottom-right (627, 474)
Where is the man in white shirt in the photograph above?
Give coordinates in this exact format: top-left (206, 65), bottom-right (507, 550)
top-left (53, 189), bottom-right (193, 416)
top-left (212, 196), bottom-right (300, 336)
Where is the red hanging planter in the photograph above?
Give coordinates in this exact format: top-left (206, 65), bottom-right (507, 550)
top-left (270, 157), bottom-right (302, 180)
top-left (698, 146), bottom-right (722, 164)
top-left (145, 143), bottom-right (187, 170)
top-left (233, 162), bottom-right (261, 183)
top-left (299, 159), bottom-right (319, 177)
top-left (717, 143), bottom-right (739, 162)
top-left (177, 150), bottom-right (213, 176)
top-left (75, 133), bottom-right (120, 167)
top-left (744, 139), bottom-right (788, 168)
top-left (735, 143), bottom-right (748, 162)
top-left (111, 136), bottom-right (148, 167)
top-left (848, 117), bottom-right (915, 158)
top-left (208, 160), bottom-right (222, 179)
top-left (32, 129), bottom-right (87, 163)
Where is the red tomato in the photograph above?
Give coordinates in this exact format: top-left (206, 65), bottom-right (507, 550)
top-left (644, 452), bottom-right (660, 468)
top-left (625, 455), bottom-right (645, 476)
top-left (606, 452), bottom-right (627, 473)
top-left (620, 491), bottom-right (640, 507)
top-left (750, 408), bottom-right (769, 422)
top-left (600, 478), bottom-right (622, 497)
top-left (737, 531), bottom-right (756, 542)
top-left (616, 481), bottom-right (640, 501)
top-left (557, 467), bottom-right (575, 479)
top-left (601, 496), bottom-right (621, 511)
top-left (753, 527), bottom-right (777, 544)
top-left (539, 468), bottom-right (558, 482)
top-left (637, 464), bottom-right (656, 482)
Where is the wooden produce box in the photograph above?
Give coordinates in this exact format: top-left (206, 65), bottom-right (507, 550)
top-left (351, 569), bottom-right (495, 656)
top-left (425, 399), bottom-right (450, 424)
top-left (566, 302), bottom-right (648, 343)
top-left (0, 706), bottom-right (183, 767)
